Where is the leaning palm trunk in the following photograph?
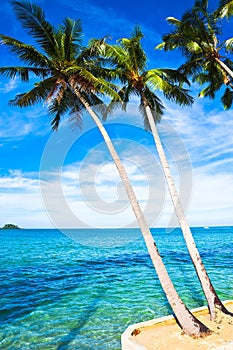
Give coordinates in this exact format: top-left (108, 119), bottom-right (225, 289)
top-left (215, 57), bottom-right (233, 80)
top-left (215, 57), bottom-right (233, 89)
top-left (69, 82), bottom-right (211, 337)
top-left (144, 102), bottom-right (232, 320)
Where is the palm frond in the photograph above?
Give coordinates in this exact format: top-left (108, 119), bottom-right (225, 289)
top-left (103, 85), bottom-right (135, 121)
top-left (118, 26), bottom-right (146, 72)
top-left (48, 88), bottom-right (85, 131)
top-left (89, 40), bottom-right (132, 71)
top-left (0, 34), bottom-right (49, 67)
top-left (67, 65), bottom-right (121, 102)
top-left (166, 17), bottom-right (182, 27)
top-left (164, 85), bottom-right (194, 106)
top-left (225, 37), bottom-right (233, 52)
top-left (145, 68), bottom-right (193, 106)
top-left (148, 68), bottom-right (191, 86)
top-left (194, 0), bottom-right (208, 13)
top-left (9, 76), bottom-right (57, 106)
top-left (221, 87), bottom-right (233, 108)
top-left (60, 18), bottom-right (83, 60)
top-left (11, 1), bottom-right (59, 56)
top-left (199, 85), bottom-right (216, 98)
top-left (178, 57), bottom-right (204, 77)
top-left (155, 42), bottom-right (166, 50)
top-left (0, 66), bottom-right (48, 81)
top-left (158, 0), bottom-right (233, 109)
top-left (215, 0), bottom-right (233, 18)
top-left (81, 91), bottom-right (107, 118)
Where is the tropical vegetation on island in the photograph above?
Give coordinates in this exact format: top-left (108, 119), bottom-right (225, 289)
top-left (0, 0), bottom-right (212, 337)
top-left (1, 224), bottom-right (20, 229)
top-left (0, 0), bottom-right (232, 338)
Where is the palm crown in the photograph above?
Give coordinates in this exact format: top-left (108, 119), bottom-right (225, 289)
top-left (157, 0), bottom-right (233, 109)
top-left (0, 1), bottom-right (119, 130)
top-left (91, 27), bottom-right (193, 129)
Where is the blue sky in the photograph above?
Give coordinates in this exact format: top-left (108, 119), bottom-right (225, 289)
top-left (0, 0), bottom-right (233, 228)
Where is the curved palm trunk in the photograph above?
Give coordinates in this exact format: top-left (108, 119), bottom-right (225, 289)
top-left (215, 57), bottom-right (233, 81)
top-left (215, 57), bottom-right (233, 90)
top-left (144, 103), bottom-right (232, 320)
top-left (70, 84), bottom-right (211, 337)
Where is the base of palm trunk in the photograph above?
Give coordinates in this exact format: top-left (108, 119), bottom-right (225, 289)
top-left (121, 300), bottom-right (233, 350)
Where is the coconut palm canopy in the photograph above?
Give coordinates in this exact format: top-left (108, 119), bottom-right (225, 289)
top-left (90, 26), bottom-right (193, 129)
top-left (157, 0), bottom-right (233, 109)
top-left (0, 1), bottom-right (121, 131)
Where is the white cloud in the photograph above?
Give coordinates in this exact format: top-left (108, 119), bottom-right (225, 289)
top-left (39, 135), bottom-right (169, 228)
top-left (0, 106), bottom-right (51, 139)
top-left (0, 112), bottom-right (33, 138)
top-left (186, 170), bottom-right (233, 226)
top-left (161, 99), bottom-right (233, 172)
top-left (0, 170), bottom-right (52, 228)
top-left (0, 98), bottom-right (232, 228)
top-left (39, 101), bottom-right (232, 228)
top-left (0, 79), bottom-right (18, 93)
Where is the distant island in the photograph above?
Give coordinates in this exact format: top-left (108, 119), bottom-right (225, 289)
top-left (1, 224), bottom-right (20, 229)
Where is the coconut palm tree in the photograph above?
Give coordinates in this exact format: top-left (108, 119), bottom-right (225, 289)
top-left (0, 0), bottom-right (211, 337)
top-left (90, 26), bottom-right (233, 320)
top-left (156, 0), bottom-right (233, 109)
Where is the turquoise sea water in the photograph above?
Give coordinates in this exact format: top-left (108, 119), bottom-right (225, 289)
top-left (0, 226), bottom-right (232, 349)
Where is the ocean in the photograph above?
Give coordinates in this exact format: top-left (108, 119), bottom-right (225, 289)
top-left (0, 226), bottom-right (232, 349)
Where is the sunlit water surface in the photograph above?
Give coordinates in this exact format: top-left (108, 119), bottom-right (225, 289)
top-left (0, 226), bottom-right (232, 349)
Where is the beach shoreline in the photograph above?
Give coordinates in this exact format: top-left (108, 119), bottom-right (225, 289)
top-left (122, 300), bottom-right (233, 350)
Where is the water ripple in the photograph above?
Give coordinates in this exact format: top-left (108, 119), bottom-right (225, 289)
top-left (0, 227), bottom-right (232, 349)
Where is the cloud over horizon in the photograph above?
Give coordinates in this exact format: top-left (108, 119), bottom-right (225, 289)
top-left (1, 97), bottom-right (232, 229)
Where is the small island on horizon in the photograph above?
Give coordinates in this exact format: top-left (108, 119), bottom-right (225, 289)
top-left (1, 224), bottom-right (20, 229)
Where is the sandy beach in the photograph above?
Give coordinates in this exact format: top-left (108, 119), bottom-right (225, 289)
top-left (125, 302), bottom-right (233, 350)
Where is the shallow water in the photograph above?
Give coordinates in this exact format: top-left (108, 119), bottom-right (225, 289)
top-left (0, 226), bottom-right (232, 349)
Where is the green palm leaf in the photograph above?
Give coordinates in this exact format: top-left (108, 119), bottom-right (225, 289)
top-left (9, 76), bottom-right (57, 106)
top-left (225, 37), bottom-right (233, 52)
top-left (0, 1), bottom-right (122, 130)
top-left (95, 27), bottom-right (193, 127)
top-left (11, 1), bottom-right (59, 56)
top-left (166, 17), bottom-right (182, 26)
top-left (221, 87), bottom-right (233, 108)
top-left (0, 34), bottom-right (49, 67)
top-left (60, 18), bottom-right (83, 60)
top-left (158, 0), bottom-right (233, 109)
top-left (0, 66), bottom-right (48, 81)
top-left (215, 0), bottom-right (233, 18)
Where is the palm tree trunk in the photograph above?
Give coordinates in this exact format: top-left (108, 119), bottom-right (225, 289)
top-left (215, 57), bottom-right (233, 80)
top-left (144, 102), bottom-right (232, 320)
top-left (69, 83), bottom-right (211, 337)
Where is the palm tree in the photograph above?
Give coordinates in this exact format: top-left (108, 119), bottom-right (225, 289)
top-left (0, 1), bottom-right (211, 337)
top-left (157, 0), bottom-right (233, 109)
top-left (91, 26), bottom-right (232, 320)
